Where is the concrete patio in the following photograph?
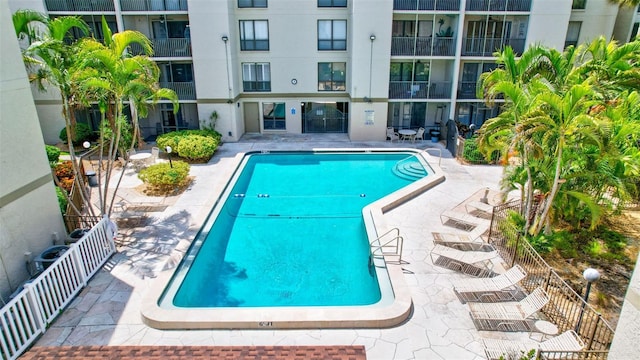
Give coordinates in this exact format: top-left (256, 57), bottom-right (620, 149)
top-left (32, 135), bottom-right (535, 359)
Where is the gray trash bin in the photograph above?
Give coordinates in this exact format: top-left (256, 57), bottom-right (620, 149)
top-left (86, 170), bottom-right (98, 187)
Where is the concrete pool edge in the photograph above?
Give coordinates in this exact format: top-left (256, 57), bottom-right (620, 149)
top-left (141, 149), bottom-right (445, 329)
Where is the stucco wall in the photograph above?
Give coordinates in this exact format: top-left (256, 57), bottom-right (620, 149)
top-left (0, 1), bottom-right (67, 302)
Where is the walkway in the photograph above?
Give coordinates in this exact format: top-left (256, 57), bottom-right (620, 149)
top-left (31, 136), bottom-right (527, 360)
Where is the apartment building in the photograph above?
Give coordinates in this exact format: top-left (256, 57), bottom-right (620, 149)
top-left (8, 0), bottom-right (636, 145)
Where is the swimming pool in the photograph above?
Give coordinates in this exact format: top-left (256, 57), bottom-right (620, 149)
top-left (142, 149), bottom-right (445, 329)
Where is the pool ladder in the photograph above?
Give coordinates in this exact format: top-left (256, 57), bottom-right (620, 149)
top-left (370, 228), bottom-right (404, 265)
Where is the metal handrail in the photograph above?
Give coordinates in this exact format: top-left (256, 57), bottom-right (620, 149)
top-left (423, 148), bottom-right (442, 166)
top-left (370, 227), bottom-right (404, 264)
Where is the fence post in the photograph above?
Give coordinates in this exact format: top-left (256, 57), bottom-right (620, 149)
top-left (71, 244), bottom-right (89, 287)
top-left (24, 283), bottom-right (46, 334)
top-left (585, 314), bottom-right (602, 351)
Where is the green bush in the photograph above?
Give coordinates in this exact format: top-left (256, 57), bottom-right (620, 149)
top-left (45, 145), bottom-right (61, 165)
top-left (156, 129), bottom-right (221, 161)
top-left (59, 123), bottom-right (96, 145)
top-left (176, 135), bottom-right (217, 161)
top-left (138, 161), bottom-right (190, 188)
top-left (461, 136), bottom-right (500, 164)
top-left (55, 187), bottom-right (68, 215)
top-left (100, 116), bottom-right (134, 151)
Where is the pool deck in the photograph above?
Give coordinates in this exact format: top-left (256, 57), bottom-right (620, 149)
top-left (32, 134), bottom-right (533, 359)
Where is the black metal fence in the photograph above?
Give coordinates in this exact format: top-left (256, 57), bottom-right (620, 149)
top-left (488, 200), bottom-right (615, 359)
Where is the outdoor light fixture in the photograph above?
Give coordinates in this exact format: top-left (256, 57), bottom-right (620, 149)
top-left (83, 141), bottom-right (91, 149)
top-left (221, 35), bottom-right (228, 42)
top-left (575, 267), bottom-right (601, 332)
top-left (165, 146), bottom-right (173, 168)
top-left (367, 34), bottom-right (376, 103)
top-left (222, 35), bottom-right (232, 101)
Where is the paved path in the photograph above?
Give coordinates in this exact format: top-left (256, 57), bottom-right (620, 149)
top-left (35, 136), bottom-right (530, 360)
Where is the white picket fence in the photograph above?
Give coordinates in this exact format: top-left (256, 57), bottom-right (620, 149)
top-left (0, 217), bottom-right (116, 360)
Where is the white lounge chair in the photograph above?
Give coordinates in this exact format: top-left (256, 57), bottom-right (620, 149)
top-left (440, 209), bottom-right (491, 231)
top-left (469, 287), bottom-right (550, 332)
top-left (430, 244), bottom-right (499, 278)
top-left (453, 264), bottom-right (527, 303)
top-left (483, 330), bottom-right (584, 360)
top-left (465, 200), bottom-right (495, 217)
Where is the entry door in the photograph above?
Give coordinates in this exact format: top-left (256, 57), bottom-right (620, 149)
top-left (244, 102), bottom-right (260, 133)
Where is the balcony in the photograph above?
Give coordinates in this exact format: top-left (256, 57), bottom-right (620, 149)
top-left (160, 81), bottom-right (195, 100)
top-left (391, 37), bottom-right (456, 56)
top-left (129, 38), bottom-right (191, 57)
top-left (389, 81), bottom-right (452, 99)
top-left (466, 0), bottom-right (531, 11)
top-left (120, 0), bottom-right (188, 11)
top-left (458, 81), bottom-right (478, 99)
top-left (461, 37), bottom-right (526, 56)
top-left (393, 0), bottom-right (461, 11)
top-left (45, 0), bottom-right (115, 12)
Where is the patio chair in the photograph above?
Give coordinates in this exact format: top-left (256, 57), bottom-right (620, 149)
top-left (413, 127), bottom-right (425, 142)
top-left (469, 287), bottom-right (550, 332)
top-left (386, 127), bottom-right (400, 142)
top-left (482, 330), bottom-right (584, 360)
top-left (440, 209), bottom-right (490, 231)
top-left (430, 244), bottom-right (499, 278)
top-left (432, 230), bottom-right (495, 252)
top-left (431, 223), bottom-right (490, 245)
top-left (453, 264), bottom-right (528, 303)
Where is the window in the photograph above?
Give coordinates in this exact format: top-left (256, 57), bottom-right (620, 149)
top-left (318, 20), bottom-right (347, 50)
top-left (159, 63), bottom-right (194, 82)
top-left (152, 20), bottom-right (190, 39)
top-left (318, 62), bottom-right (346, 91)
top-left (263, 103), bottom-right (286, 130)
top-left (240, 20), bottom-right (269, 50)
top-left (631, 23), bottom-right (639, 42)
top-left (565, 21), bottom-right (581, 48)
top-left (572, 0), bottom-right (586, 10)
top-left (242, 63), bottom-right (271, 91)
top-left (239, 0), bottom-right (267, 8)
top-left (318, 0), bottom-right (347, 7)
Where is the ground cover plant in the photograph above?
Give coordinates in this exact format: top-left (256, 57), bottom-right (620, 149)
top-left (156, 129), bottom-right (222, 163)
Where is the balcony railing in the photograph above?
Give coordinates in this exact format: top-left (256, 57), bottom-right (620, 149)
top-left (458, 81), bottom-right (479, 99)
top-left (391, 36), bottom-right (456, 56)
top-left (389, 81), bottom-right (452, 99)
top-left (45, 0), bottom-right (115, 12)
top-left (462, 37), bottom-right (526, 56)
top-left (243, 81), bottom-right (271, 92)
top-left (129, 38), bottom-right (191, 57)
top-left (120, 0), bottom-right (188, 11)
top-left (160, 81), bottom-right (196, 100)
top-left (393, 0), bottom-right (461, 11)
top-left (466, 0), bottom-right (531, 11)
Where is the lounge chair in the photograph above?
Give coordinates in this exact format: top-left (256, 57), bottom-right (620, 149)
top-left (430, 244), bottom-right (499, 278)
top-left (465, 200), bottom-right (494, 218)
top-left (440, 209), bottom-right (490, 231)
top-left (482, 330), bottom-right (584, 360)
top-left (453, 264), bottom-right (527, 303)
top-left (469, 287), bottom-right (550, 332)
top-left (433, 232), bottom-right (496, 252)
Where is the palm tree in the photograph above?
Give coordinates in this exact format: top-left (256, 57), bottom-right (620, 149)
top-left (12, 11), bottom-right (94, 218)
top-left (607, 0), bottom-right (640, 7)
top-left (73, 18), bottom-right (178, 216)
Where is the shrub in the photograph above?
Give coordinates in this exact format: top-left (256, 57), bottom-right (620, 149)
top-left (100, 116), bottom-right (134, 151)
top-left (56, 187), bottom-right (68, 214)
top-left (138, 161), bottom-right (190, 190)
top-left (45, 145), bottom-right (61, 165)
top-left (461, 136), bottom-right (500, 164)
top-left (59, 123), bottom-right (96, 145)
top-left (176, 135), bottom-right (217, 161)
top-left (156, 129), bottom-right (222, 160)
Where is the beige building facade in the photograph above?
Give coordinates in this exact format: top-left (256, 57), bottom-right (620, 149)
top-left (1, 0), bottom-right (67, 303)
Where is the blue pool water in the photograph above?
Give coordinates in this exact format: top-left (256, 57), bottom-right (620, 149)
top-left (163, 151), bottom-right (427, 308)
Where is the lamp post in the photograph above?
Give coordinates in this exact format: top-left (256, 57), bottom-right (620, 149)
top-left (222, 35), bottom-right (232, 102)
top-left (575, 267), bottom-right (601, 333)
top-left (366, 34), bottom-right (376, 103)
top-left (165, 146), bottom-right (173, 168)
